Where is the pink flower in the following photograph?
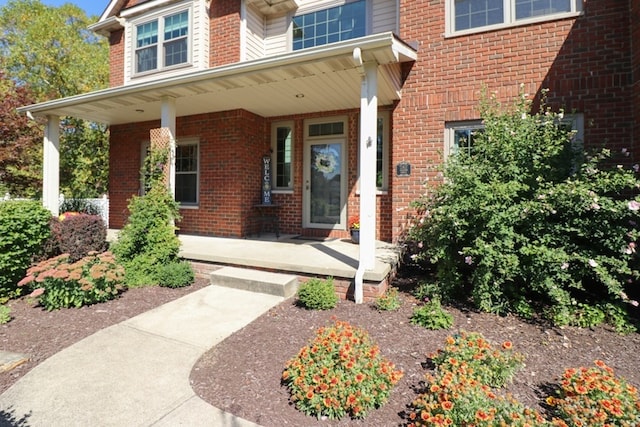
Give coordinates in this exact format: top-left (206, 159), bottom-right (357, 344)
top-left (29, 288), bottom-right (45, 298)
top-left (588, 259), bottom-right (598, 268)
top-left (628, 201), bottom-right (640, 211)
top-left (464, 256), bottom-right (473, 265)
top-left (17, 275), bottom-right (34, 287)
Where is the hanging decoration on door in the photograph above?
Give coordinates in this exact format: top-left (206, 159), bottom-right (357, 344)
top-left (313, 147), bottom-right (339, 175)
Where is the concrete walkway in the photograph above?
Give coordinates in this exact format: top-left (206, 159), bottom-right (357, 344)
top-left (0, 285), bottom-right (283, 426)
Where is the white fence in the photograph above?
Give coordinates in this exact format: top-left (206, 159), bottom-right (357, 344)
top-left (2, 193), bottom-right (110, 228)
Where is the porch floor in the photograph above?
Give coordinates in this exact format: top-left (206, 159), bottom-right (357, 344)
top-left (177, 233), bottom-right (402, 283)
top-left (108, 230), bottom-right (402, 283)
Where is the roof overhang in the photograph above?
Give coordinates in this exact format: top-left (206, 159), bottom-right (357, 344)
top-left (18, 33), bottom-right (417, 125)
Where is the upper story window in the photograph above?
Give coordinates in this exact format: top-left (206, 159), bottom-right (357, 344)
top-left (292, 0), bottom-right (366, 50)
top-left (135, 9), bottom-right (190, 74)
top-left (448, 0), bottom-right (582, 35)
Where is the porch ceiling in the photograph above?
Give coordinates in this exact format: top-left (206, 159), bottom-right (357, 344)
top-left (19, 33), bottom-right (417, 125)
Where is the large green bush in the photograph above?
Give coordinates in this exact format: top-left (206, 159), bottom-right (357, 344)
top-left (0, 200), bottom-right (52, 299)
top-left (409, 90), bottom-right (640, 332)
top-left (111, 146), bottom-right (193, 287)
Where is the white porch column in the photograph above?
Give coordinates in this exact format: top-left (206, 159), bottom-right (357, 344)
top-left (161, 96), bottom-right (177, 197)
top-left (355, 60), bottom-right (378, 303)
top-left (42, 115), bottom-right (60, 217)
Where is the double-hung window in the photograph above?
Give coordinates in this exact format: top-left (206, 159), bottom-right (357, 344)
top-left (140, 139), bottom-right (199, 206)
top-left (292, 0), bottom-right (367, 50)
top-left (445, 121), bottom-right (484, 157)
top-left (448, 0), bottom-right (582, 35)
top-left (175, 142), bottom-right (199, 205)
top-left (135, 9), bottom-right (190, 74)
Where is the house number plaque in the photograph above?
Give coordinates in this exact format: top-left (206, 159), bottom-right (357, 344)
top-left (396, 161), bottom-right (411, 177)
top-left (262, 156), bottom-right (272, 205)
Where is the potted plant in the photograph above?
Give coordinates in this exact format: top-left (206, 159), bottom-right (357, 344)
top-left (348, 215), bottom-right (360, 243)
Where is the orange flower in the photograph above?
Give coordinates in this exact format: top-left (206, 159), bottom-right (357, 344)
top-left (306, 390), bottom-right (314, 399)
top-left (475, 410), bottom-right (490, 421)
top-left (502, 341), bottom-right (513, 350)
top-left (441, 401), bottom-right (454, 411)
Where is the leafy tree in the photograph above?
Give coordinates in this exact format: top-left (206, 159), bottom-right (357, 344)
top-left (0, 0), bottom-right (109, 197)
top-left (409, 90), bottom-right (640, 333)
top-left (0, 72), bottom-right (42, 197)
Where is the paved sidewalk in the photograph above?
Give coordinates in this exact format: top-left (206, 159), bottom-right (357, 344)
top-left (0, 285), bottom-right (283, 426)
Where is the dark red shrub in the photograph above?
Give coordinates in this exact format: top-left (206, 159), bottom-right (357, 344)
top-left (57, 214), bottom-right (108, 261)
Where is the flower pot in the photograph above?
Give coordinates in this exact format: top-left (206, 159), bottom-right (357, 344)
top-left (350, 229), bottom-right (360, 244)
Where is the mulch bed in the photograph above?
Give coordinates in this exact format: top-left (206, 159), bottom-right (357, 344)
top-left (190, 272), bottom-right (640, 426)
top-left (1, 271), bottom-right (639, 426)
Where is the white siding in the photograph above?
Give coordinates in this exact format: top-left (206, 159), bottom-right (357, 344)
top-left (265, 14), bottom-right (288, 57)
top-left (372, 0), bottom-right (398, 34)
top-left (245, 6), bottom-right (266, 60)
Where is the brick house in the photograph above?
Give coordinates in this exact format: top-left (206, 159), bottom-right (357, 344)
top-left (20, 0), bottom-right (640, 249)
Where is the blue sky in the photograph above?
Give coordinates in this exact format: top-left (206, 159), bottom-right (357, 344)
top-left (0, 1), bottom-right (106, 17)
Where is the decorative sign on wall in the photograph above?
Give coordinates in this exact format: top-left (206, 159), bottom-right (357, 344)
top-left (262, 156), bottom-right (272, 205)
top-left (396, 161), bottom-right (411, 177)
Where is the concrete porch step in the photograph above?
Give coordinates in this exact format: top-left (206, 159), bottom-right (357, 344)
top-left (210, 266), bottom-right (299, 298)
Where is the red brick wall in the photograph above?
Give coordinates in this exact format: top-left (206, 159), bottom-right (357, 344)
top-left (209, 0), bottom-right (241, 67)
top-left (109, 110), bottom-right (268, 236)
top-left (109, 29), bottom-right (124, 87)
top-left (393, 0), bottom-right (635, 241)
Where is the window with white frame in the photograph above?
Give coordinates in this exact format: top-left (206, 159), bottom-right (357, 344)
top-left (292, 0), bottom-right (367, 50)
top-left (376, 112), bottom-right (390, 190)
top-left (140, 139), bottom-right (199, 206)
top-left (175, 142), bottom-right (199, 205)
top-left (445, 113), bottom-right (584, 156)
top-left (135, 9), bottom-right (190, 74)
top-left (271, 121), bottom-right (294, 190)
top-left (448, 0), bottom-right (582, 34)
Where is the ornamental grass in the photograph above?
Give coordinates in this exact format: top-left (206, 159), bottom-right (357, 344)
top-left (282, 319), bottom-right (403, 420)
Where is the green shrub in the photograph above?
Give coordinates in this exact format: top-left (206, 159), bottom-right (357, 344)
top-left (297, 277), bottom-right (338, 310)
top-left (18, 252), bottom-right (126, 310)
top-left (0, 304), bottom-right (11, 324)
top-left (111, 150), bottom-right (183, 286)
top-left (156, 261), bottom-right (194, 288)
top-left (410, 299), bottom-right (454, 330)
top-left (374, 287), bottom-right (402, 311)
top-left (282, 320), bottom-right (404, 420)
top-left (0, 200), bottom-right (52, 299)
top-left (409, 89), bottom-right (640, 331)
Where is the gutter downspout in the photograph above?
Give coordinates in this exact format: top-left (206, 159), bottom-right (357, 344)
top-left (353, 48), bottom-right (378, 304)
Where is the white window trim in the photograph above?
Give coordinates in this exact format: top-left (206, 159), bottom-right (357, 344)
top-left (444, 120), bottom-right (483, 158)
top-left (355, 111), bottom-right (390, 193)
top-left (131, 3), bottom-right (193, 78)
top-left (140, 137), bottom-right (200, 208)
top-left (290, 0), bottom-right (371, 51)
top-left (444, 113), bottom-right (585, 157)
top-left (445, 0), bottom-right (583, 38)
top-left (271, 120), bottom-right (294, 193)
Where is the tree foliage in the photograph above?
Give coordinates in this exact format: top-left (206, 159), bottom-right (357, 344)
top-left (0, 0), bottom-right (109, 197)
top-left (0, 73), bottom-right (42, 196)
top-left (409, 90), bottom-right (640, 333)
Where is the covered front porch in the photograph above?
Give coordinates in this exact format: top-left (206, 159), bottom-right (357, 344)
top-left (175, 233), bottom-right (401, 302)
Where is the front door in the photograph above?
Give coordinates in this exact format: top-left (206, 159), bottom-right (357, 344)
top-left (303, 139), bottom-right (347, 229)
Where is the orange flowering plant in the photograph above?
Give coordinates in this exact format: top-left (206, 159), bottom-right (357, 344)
top-left (18, 252), bottom-right (126, 311)
top-left (429, 331), bottom-right (524, 387)
top-left (282, 319), bottom-right (403, 420)
top-left (407, 367), bottom-right (549, 427)
top-left (348, 215), bottom-right (360, 230)
top-left (547, 360), bottom-right (640, 426)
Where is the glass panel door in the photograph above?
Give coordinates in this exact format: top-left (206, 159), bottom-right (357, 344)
top-left (304, 140), bottom-right (346, 228)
